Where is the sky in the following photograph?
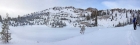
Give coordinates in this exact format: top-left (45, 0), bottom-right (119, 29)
top-left (0, 0), bottom-right (140, 17)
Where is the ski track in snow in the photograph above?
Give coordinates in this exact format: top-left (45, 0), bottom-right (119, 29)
top-left (127, 30), bottom-right (135, 45)
top-left (127, 26), bottom-right (140, 45)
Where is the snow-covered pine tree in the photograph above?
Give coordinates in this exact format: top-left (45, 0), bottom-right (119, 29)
top-left (111, 15), bottom-right (114, 21)
top-left (107, 9), bottom-right (110, 15)
top-left (115, 13), bottom-right (117, 17)
top-left (94, 11), bottom-right (98, 26)
top-left (127, 18), bottom-right (130, 24)
top-left (0, 13), bottom-right (11, 43)
top-left (45, 16), bottom-right (50, 26)
top-left (0, 15), bottom-right (2, 23)
top-left (115, 22), bottom-right (122, 27)
top-left (126, 11), bottom-right (128, 18)
top-left (86, 15), bottom-right (90, 20)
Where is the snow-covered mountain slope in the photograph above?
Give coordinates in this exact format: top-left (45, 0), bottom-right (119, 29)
top-left (8, 6), bottom-right (95, 27)
top-left (0, 24), bottom-right (140, 45)
top-left (7, 7), bottom-right (140, 28)
top-left (98, 9), bottom-right (133, 27)
top-left (97, 9), bottom-right (140, 27)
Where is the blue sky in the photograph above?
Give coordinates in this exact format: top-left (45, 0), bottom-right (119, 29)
top-left (0, 0), bottom-right (140, 17)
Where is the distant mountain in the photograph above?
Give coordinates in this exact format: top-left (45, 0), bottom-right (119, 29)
top-left (1, 6), bottom-right (139, 28)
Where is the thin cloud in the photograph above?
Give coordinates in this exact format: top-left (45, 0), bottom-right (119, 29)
top-left (0, 0), bottom-right (63, 17)
top-left (102, 0), bottom-right (140, 9)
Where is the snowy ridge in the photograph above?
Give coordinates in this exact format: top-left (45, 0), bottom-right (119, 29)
top-left (7, 7), bottom-right (140, 28)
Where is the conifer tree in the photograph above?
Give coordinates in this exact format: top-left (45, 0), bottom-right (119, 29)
top-left (0, 13), bottom-right (12, 43)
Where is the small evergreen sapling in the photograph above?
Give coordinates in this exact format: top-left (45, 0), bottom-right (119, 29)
top-left (0, 13), bottom-right (12, 43)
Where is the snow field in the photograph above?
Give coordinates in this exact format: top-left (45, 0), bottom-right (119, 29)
top-left (0, 25), bottom-right (139, 45)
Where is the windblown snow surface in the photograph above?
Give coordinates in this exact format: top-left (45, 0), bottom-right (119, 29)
top-left (0, 24), bottom-right (140, 45)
